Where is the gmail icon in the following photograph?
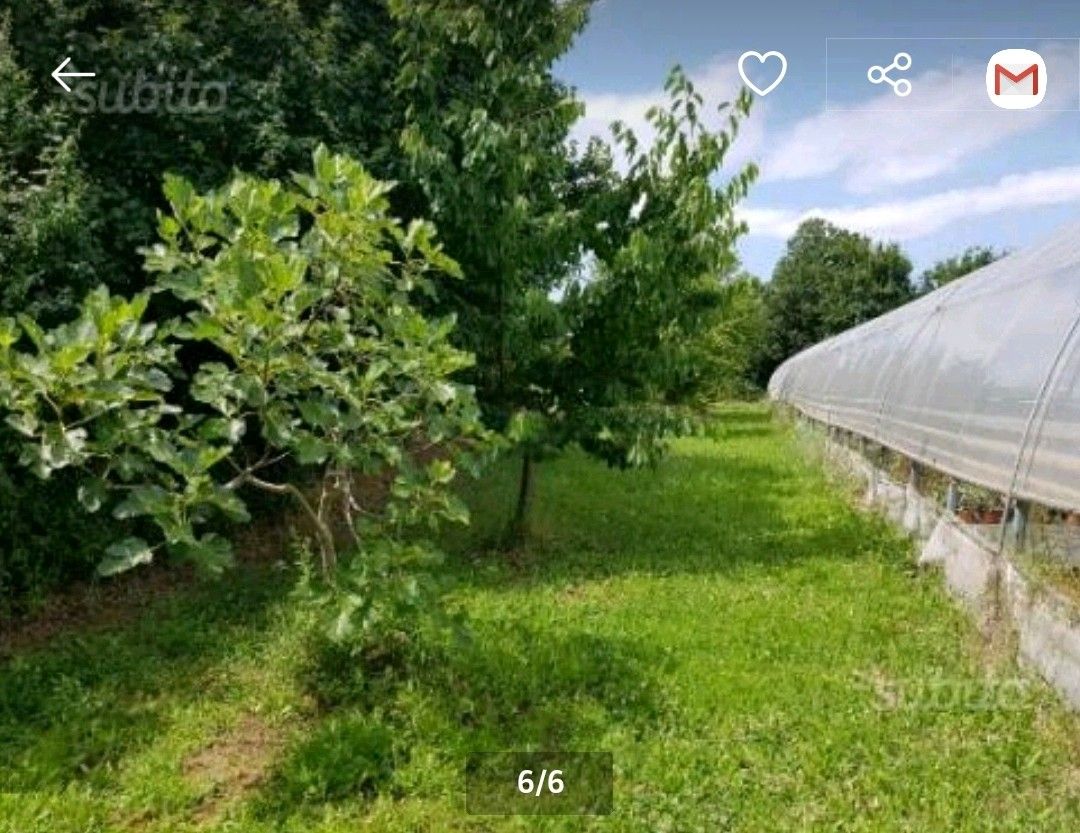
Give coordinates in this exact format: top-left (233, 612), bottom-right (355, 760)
top-left (986, 49), bottom-right (1047, 109)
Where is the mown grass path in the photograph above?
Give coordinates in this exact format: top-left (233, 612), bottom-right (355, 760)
top-left (2, 405), bottom-right (1079, 831)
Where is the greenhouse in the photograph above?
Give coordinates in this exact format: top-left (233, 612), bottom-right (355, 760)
top-left (769, 220), bottom-right (1080, 515)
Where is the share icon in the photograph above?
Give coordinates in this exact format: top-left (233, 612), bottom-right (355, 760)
top-left (867, 52), bottom-right (912, 97)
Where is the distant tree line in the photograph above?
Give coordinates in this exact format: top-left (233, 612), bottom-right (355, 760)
top-left (744, 220), bottom-right (1004, 386)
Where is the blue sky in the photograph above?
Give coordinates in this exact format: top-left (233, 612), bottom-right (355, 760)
top-left (556, 0), bottom-right (1080, 279)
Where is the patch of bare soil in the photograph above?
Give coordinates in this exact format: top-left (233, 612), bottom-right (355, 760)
top-left (0, 514), bottom-right (285, 657)
top-left (0, 441), bottom-right (450, 655)
top-left (0, 560), bottom-right (198, 658)
top-left (181, 715), bottom-right (285, 824)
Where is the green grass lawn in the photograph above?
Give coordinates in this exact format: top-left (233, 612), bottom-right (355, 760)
top-left (3, 404), bottom-right (1079, 831)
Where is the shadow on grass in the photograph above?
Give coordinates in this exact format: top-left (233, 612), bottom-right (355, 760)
top-left (255, 621), bottom-right (670, 818)
top-left (249, 407), bottom-right (872, 816)
top-left (444, 406), bottom-right (902, 592)
top-left (0, 566), bottom-right (288, 793)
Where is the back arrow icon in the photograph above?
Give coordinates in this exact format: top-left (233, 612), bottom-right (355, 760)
top-left (52, 57), bottom-right (96, 92)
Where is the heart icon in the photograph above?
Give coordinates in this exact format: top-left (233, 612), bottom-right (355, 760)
top-left (738, 50), bottom-right (788, 97)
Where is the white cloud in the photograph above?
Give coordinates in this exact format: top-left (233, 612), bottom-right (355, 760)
top-left (762, 43), bottom-right (1078, 194)
top-left (570, 55), bottom-right (766, 171)
top-left (741, 165), bottom-right (1080, 240)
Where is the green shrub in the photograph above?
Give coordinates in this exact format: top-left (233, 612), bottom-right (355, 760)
top-left (293, 536), bottom-right (463, 711)
top-left (0, 20), bottom-right (114, 608)
top-left (0, 148), bottom-right (488, 588)
top-left (0, 468), bottom-right (112, 615)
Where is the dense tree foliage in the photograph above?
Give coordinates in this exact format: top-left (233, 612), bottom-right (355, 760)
top-left (701, 275), bottom-right (769, 399)
top-left (1, 20), bottom-right (115, 606)
top-left (2, 1), bottom-right (404, 295)
top-left (0, 150), bottom-right (486, 578)
top-left (560, 72), bottom-right (757, 462)
top-left (0, 22), bottom-right (101, 323)
top-left (0, 0), bottom-right (767, 602)
top-left (759, 219), bottom-right (914, 379)
top-left (391, 3), bottom-right (758, 476)
top-left (488, 70), bottom-right (759, 529)
top-left (391, 0), bottom-right (591, 427)
top-left (918, 246), bottom-right (1003, 294)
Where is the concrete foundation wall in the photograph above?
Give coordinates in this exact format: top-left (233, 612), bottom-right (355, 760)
top-left (819, 428), bottom-right (1080, 712)
top-left (1001, 561), bottom-right (1080, 708)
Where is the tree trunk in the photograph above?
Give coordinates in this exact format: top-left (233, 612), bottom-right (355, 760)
top-left (232, 472), bottom-right (337, 575)
top-left (509, 451), bottom-right (534, 545)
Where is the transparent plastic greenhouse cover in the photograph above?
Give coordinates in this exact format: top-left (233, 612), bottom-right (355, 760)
top-left (768, 220), bottom-right (1080, 512)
